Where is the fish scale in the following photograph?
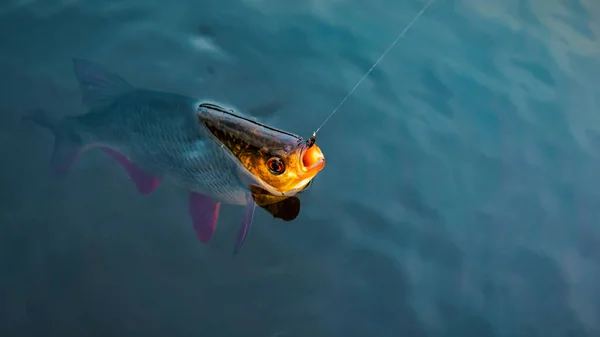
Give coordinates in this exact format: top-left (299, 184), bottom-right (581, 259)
top-left (76, 89), bottom-right (249, 205)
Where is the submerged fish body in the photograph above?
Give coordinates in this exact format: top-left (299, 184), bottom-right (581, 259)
top-left (75, 89), bottom-right (249, 205)
top-left (27, 59), bottom-right (326, 254)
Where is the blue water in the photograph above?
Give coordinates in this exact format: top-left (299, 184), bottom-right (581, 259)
top-left (1, 0), bottom-right (599, 336)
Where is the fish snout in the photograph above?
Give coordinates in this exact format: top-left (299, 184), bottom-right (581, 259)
top-left (302, 144), bottom-right (325, 172)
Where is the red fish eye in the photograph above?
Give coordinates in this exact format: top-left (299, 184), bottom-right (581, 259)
top-left (266, 157), bottom-right (285, 175)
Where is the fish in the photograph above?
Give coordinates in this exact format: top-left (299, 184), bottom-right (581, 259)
top-left (26, 59), bottom-right (326, 254)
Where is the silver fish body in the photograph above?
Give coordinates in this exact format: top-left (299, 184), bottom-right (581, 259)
top-left (75, 89), bottom-right (249, 205)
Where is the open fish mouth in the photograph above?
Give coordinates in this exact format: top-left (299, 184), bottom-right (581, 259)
top-left (287, 140), bottom-right (324, 191)
top-left (299, 138), bottom-right (326, 173)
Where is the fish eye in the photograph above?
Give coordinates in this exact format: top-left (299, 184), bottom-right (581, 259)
top-left (266, 156), bottom-right (285, 175)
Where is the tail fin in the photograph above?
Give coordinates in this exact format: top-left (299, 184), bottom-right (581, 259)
top-left (24, 109), bottom-right (84, 178)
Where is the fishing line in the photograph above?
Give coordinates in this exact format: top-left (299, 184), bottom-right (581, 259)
top-left (313, 0), bottom-right (436, 136)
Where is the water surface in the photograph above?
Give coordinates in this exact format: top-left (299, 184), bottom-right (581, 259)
top-left (1, 0), bottom-right (599, 336)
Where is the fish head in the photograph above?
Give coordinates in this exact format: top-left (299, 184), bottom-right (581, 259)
top-left (197, 103), bottom-right (326, 199)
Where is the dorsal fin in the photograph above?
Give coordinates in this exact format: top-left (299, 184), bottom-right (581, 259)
top-left (72, 58), bottom-right (134, 109)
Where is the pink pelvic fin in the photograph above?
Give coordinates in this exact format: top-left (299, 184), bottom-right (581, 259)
top-left (100, 147), bottom-right (162, 195)
top-left (188, 192), bottom-right (221, 243)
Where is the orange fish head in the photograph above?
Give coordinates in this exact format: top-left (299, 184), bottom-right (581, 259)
top-left (197, 103), bottom-right (326, 197)
top-left (250, 137), bottom-right (326, 196)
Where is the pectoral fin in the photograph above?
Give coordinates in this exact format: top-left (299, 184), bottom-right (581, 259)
top-left (233, 195), bottom-right (256, 255)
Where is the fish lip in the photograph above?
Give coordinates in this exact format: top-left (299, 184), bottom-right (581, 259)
top-left (304, 157), bottom-right (326, 172)
top-left (298, 142), bottom-right (326, 173)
